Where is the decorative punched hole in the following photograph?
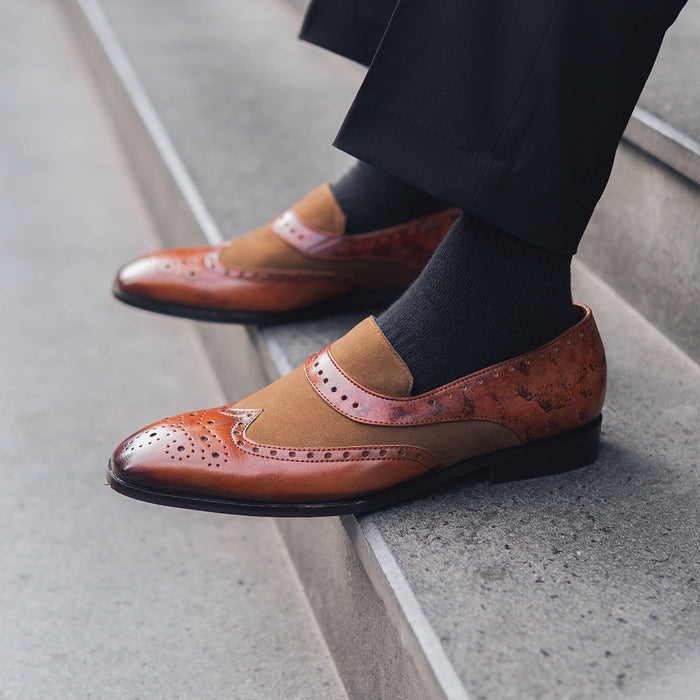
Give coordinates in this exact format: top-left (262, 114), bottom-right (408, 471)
top-left (508, 366), bottom-right (515, 372)
top-left (212, 452), bottom-right (220, 458)
top-left (524, 358), bottom-right (531, 365)
top-left (177, 446), bottom-right (185, 452)
top-left (341, 395), bottom-right (347, 401)
top-left (323, 378), bottom-right (329, 384)
top-left (237, 441), bottom-right (244, 447)
top-left (270, 449), bottom-right (277, 456)
top-left (379, 449), bottom-right (387, 457)
top-left (553, 345), bottom-right (559, 352)
top-left (233, 430), bottom-right (241, 436)
top-left (579, 331), bottom-right (584, 337)
top-left (362, 451), bottom-right (370, 458)
top-left (476, 377), bottom-right (484, 384)
top-left (189, 271), bottom-right (195, 276)
top-left (307, 452), bottom-right (314, 459)
top-left (428, 399), bottom-right (435, 406)
top-left (288, 451), bottom-right (296, 457)
top-left (207, 420), bottom-right (214, 425)
top-left (201, 436), bottom-right (208, 442)
top-left (566, 338), bottom-right (572, 344)
top-left (445, 392), bottom-right (451, 399)
top-left (314, 362), bottom-right (319, 368)
top-left (149, 432), bottom-right (157, 437)
top-left (253, 447), bottom-right (260, 453)
top-left (324, 452), bottom-right (332, 459)
top-left (492, 370), bottom-right (499, 377)
top-left (318, 370), bottom-right (323, 376)
top-left (331, 387), bottom-right (337, 393)
top-left (398, 448), bottom-right (406, 456)
top-left (343, 451), bottom-right (350, 459)
top-left (352, 402), bottom-right (359, 409)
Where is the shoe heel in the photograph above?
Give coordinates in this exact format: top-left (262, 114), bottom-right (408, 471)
top-left (487, 414), bottom-right (602, 483)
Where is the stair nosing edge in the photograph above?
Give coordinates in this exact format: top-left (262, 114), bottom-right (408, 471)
top-left (58, 0), bottom-right (469, 696)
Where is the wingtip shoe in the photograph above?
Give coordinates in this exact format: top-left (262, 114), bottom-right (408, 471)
top-left (108, 304), bottom-right (606, 516)
top-left (114, 183), bottom-right (461, 325)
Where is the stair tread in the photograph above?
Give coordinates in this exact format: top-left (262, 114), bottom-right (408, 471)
top-left (639, 2), bottom-right (700, 147)
top-left (71, 0), bottom-right (700, 696)
top-left (1, 2), bottom-right (345, 697)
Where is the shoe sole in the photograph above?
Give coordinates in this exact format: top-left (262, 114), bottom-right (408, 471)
top-left (112, 285), bottom-right (405, 326)
top-left (106, 415), bottom-right (602, 517)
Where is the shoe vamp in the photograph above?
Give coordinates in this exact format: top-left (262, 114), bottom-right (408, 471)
top-left (219, 223), bottom-right (417, 288)
top-left (112, 366), bottom-right (517, 503)
top-left (239, 364), bottom-right (519, 473)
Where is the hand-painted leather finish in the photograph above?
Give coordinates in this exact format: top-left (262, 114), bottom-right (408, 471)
top-left (306, 305), bottom-right (606, 443)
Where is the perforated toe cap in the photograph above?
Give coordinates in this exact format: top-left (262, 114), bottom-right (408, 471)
top-left (111, 407), bottom-right (241, 495)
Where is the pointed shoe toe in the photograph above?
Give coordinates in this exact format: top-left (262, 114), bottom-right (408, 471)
top-left (108, 304), bottom-right (606, 516)
top-left (112, 183), bottom-right (460, 325)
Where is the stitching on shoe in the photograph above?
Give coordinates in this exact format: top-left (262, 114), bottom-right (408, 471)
top-left (218, 407), bottom-right (436, 471)
top-left (305, 305), bottom-right (602, 441)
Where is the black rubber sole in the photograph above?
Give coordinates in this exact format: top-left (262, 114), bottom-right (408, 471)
top-left (112, 285), bottom-right (405, 326)
top-left (107, 415), bottom-right (602, 517)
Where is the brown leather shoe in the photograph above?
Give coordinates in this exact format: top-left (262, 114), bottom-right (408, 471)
top-left (114, 184), bottom-right (460, 325)
top-left (108, 304), bottom-right (606, 516)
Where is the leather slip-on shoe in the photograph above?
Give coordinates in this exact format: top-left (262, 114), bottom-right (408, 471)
top-left (108, 304), bottom-right (606, 517)
top-left (114, 183), bottom-right (461, 325)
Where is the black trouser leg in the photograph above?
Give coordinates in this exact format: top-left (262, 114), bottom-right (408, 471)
top-left (300, 0), bottom-right (397, 66)
top-left (303, 0), bottom-right (687, 254)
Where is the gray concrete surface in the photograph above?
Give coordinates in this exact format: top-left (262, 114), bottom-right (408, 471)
top-left (259, 266), bottom-right (700, 699)
top-left (639, 0), bottom-right (700, 145)
top-left (368, 261), bottom-right (700, 699)
top-left (57, 0), bottom-right (700, 697)
top-left (578, 142), bottom-right (700, 363)
top-left (0, 2), bottom-right (345, 698)
top-left (92, 0), bottom-right (360, 244)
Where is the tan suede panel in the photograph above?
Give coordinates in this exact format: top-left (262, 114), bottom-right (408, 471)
top-left (291, 183), bottom-right (346, 234)
top-left (219, 184), bottom-right (345, 270)
top-left (219, 222), bottom-right (319, 270)
top-left (218, 221), bottom-right (417, 288)
top-left (240, 363), bottom-right (520, 468)
top-left (330, 317), bottom-right (414, 396)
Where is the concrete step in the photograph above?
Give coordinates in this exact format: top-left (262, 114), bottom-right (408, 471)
top-left (56, 0), bottom-right (700, 697)
top-left (0, 1), bottom-right (345, 698)
top-left (578, 3), bottom-right (700, 362)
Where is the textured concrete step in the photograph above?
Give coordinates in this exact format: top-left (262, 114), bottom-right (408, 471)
top-left (0, 1), bottom-right (345, 698)
top-left (57, 0), bottom-right (700, 697)
top-left (577, 2), bottom-right (700, 362)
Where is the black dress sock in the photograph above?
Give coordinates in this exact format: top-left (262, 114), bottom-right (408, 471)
top-left (377, 213), bottom-right (577, 394)
top-left (330, 161), bottom-right (450, 234)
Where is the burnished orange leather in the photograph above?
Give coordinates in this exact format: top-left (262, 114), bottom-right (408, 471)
top-left (114, 184), bottom-right (460, 317)
top-left (110, 305), bottom-right (606, 505)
